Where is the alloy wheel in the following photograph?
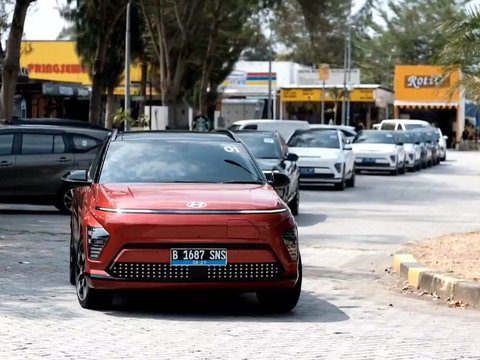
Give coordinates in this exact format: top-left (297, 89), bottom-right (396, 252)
top-left (76, 244), bottom-right (88, 302)
top-left (63, 189), bottom-right (75, 212)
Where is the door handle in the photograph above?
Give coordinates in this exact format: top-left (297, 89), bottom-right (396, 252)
top-left (0, 160), bottom-right (13, 167)
top-left (57, 157), bottom-right (71, 163)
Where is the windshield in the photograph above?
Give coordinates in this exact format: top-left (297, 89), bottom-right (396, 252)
top-left (354, 132), bottom-right (395, 144)
top-left (99, 140), bottom-right (264, 184)
top-left (288, 131), bottom-right (340, 149)
top-left (236, 134), bottom-right (281, 159)
top-left (396, 132), bottom-right (414, 144)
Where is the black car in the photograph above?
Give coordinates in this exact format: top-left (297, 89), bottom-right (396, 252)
top-left (232, 130), bottom-right (300, 215)
top-left (0, 124), bottom-right (109, 212)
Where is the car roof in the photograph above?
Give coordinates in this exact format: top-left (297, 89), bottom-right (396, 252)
top-left (359, 129), bottom-right (395, 134)
top-left (113, 130), bottom-right (238, 142)
top-left (380, 119), bottom-right (430, 125)
top-left (232, 119), bottom-right (309, 125)
top-left (292, 128), bottom-right (339, 135)
top-left (309, 124), bottom-right (356, 131)
top-left (11, 117), bottom-right (109, 131)
top-left (232, 130), bottom-right (277, 136)
top-left (0, 123), bottom-right (109, 135)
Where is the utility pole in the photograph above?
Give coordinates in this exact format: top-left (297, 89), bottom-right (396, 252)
top-left (267, 14), bottom-right (273, 119)
top-left (346, 23), bottom-right (352, 126)
top-left (341, 36), bottom-right (348, 126)
top-left (124, 0), bottom-right (132, 131)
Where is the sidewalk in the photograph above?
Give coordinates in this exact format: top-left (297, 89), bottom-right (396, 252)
top-left (393, 231), bottom-right (480, 308)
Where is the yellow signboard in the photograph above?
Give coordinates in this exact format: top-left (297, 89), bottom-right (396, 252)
top-left (318, 64), bottom-right (330, 81)
top-left (282, 88), bottom-right (375, 103)
top-left (20, 41), bottom-right (144, 86)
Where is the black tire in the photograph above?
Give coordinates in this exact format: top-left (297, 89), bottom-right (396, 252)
top-left (389, 163), bottom-right (399, 175)
top-left (69, 235), bottom-right (76, 285)
top-left (346, 168), bottom-right (355, 188)
top-left (257, 258), bottom-right (302, 313)
top-left (288, 189), bottom-right (300, 216)
top-left (55, 187), bottom-right (74, 214)
top-left (416, 161), bottom-right (422, 171)
top-left (334, 167), bottom-right (346, 191)
top-left (75, 242), bottom-right (113, 310)
top-left (399, 162), bottom-right (406, 175)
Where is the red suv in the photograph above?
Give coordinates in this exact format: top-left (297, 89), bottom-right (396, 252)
top-left (64, 130), bottom-right (302, 311)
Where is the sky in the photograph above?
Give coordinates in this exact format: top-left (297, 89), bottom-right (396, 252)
top-left (16, 0), bottom-right (480, 41)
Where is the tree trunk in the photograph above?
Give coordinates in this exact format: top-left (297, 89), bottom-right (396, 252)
top-left (105, 86), bottom-right (116, 129)
top-left (139, 62), bottom-right (148, 117)
top-left (0, 0), bottom-right (34, 122)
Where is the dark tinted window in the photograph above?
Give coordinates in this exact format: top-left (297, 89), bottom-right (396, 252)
top-left (405, 124), bottom-right (427, 130)
top-left (354, 132), bottom-right (395, 144)
top-left (0, 134), bottom-right (14, 155)
top-left (100, 140), bottom-right (264, 184)
top-left (236, 134), bottom-right (281, 159)
top-left (21, 134), bottom-right (65, 154)
top-left (288, 131), bottom-right (340, 149)
top-left (72, 135), bottom-right (100, 153)
top-left (243, 124), bottom-right (258, 130)
top-left (381, 123), bottom-right (396, 130)
top-left (228, 125), bottom-right (241, 131)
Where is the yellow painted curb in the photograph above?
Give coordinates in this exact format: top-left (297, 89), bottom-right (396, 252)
top-left (393, 254), bottom-right (416, 273)
top-left (408, 266), bottom-right (428, 288)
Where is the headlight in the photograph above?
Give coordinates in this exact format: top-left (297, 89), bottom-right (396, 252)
top-left (389, 155), bottom-right (396, 162)
top-left (87, 226), bottom-right (110, 260)
top-left (282, 228), bottom-right (298, 261)
top-left (334, 162), bottom-right (342, 173)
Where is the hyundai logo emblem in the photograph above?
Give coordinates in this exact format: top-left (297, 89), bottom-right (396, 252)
top-left (186, 202), bottom-right (207, 208)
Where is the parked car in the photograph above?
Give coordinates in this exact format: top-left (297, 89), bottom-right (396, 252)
top-left (395, 131), bottom-right (422, 171)
top-left (378, 119), bottom-right (431, 131)
top-left (352, 130), bottom-right (407, 175)
top-left (287, 129), bottom-right (355, 190)
top-left (64, 130), bottom-right (302, 312)
top-left (308, 124), bottom-right (357, 143)
top-left (0, 124), bottom-right (109, 213)
top-left (233, 130), bottom-right (300, 215)
top-left (228, 119), bottom-right (309, 142)
top-left (10, 117), bottom-right (109, 131)
top-left (409, 130), bottom-right (431, 169)
top-left (435, 128), bottom-right (448, 161)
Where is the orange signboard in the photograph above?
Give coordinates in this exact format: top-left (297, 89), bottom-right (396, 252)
top-left (394, 65), bottom-right (461, 103)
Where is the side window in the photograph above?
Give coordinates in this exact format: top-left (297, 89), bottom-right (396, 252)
top-left (278, 134), bottom-right (289, 156)
top-left (88, 139), bottom-right (108, 181)
top-left (339, 132), bottom-right (346, 147)
top-left (72, 135), bottom-right (101, 153)
top-left (243, 124), bottom-right (258, 130)
top-left (0, 134), bottom-right (14, 155)
top-left (21, 134), bottom-right (61, 155)
top-left (381, 123), bottom-right (396, 131)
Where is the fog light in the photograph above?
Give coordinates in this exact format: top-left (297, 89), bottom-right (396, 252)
top-left (87, 226), bottom-right (110, 260)
top-left (409, 153), bottom-right (414, 160)
top-left (389, 155), bottom-right (396, 162)
top-left (334, 162), bottom-right (342, 173)
top-left (282, 228), bottom-right (298, 261)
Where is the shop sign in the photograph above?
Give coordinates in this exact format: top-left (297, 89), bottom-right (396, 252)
top-left (27, 63), bottom-right (87, 74)
top-left (405, 75), bottom-right (449, 89)
top-left (282, 88), bottom-right (375, 103)
top-left (282, 89), bottom-right (321, 102)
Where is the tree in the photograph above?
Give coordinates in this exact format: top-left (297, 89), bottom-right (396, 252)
top-left (63, 0), bottom-right (129, 125)
top-left (359, 0), bottom-right (469, 87)
top-left (139, 0), bottom-right (206, 129)
top-left (271, 0), bottom-right (351, 66)
top-left (437, 6), bottom-right (480, 102)
top-left (0, 0), bottom-right (35, 122)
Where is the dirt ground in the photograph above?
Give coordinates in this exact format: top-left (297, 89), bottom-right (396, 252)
top-left (406, 231), bottom-right (480, 282)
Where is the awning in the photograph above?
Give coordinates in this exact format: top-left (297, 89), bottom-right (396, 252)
top-left (42, 82), bottom-right (90, 98)
top-left (394, 100), bottom-right (458, 109)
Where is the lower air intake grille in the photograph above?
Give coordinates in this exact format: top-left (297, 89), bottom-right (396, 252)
top-left (108, 262), bottom-right (283, 282)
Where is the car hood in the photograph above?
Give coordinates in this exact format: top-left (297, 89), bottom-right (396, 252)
top-left (255, 158), bottom-right (282, 171)
top-left (352, 143), bottom-right (396, 153)
top-left (288, 147), bottom-right (340, 159)
top-left (94, 183), bottom-right (285, 211)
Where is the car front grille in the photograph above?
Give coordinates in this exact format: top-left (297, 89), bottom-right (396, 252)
top-left (108, 262), bottom-right (283, 282)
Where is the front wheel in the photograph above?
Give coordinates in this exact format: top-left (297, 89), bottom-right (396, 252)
top-left (256, 259), bottom-right (302, 313)
top-left (75, 242), bottom-right (113, 310)
top-left (56, 187), bottom-right (75, 214)
top-left (346, 168), bottom-right (355, 188)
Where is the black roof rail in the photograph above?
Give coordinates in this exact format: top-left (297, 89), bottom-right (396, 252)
top-left (214, 129), bottom-right (239, 142)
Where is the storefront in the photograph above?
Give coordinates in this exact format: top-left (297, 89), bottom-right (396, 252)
top-left (279, 84), bottom-right (393, 128)
top-left (393, 65), bottom-right (464, 147)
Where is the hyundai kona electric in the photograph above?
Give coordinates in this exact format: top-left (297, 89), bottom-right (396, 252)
top-left (64, 130), bottom-right (302, 311)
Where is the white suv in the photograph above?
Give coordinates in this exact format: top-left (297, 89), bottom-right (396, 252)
top-left (379, 119), bottom-right (431, 131)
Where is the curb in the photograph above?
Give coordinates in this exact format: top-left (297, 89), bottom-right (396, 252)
top-left (392, 253), bottom-right (480, 308)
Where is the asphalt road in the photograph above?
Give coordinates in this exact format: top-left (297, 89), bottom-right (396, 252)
top-left (1, 151), bottom-right (480, 359)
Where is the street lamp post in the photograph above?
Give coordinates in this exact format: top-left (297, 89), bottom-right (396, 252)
top-left (124, 0), bottom-right (132, 131)
top-left (267, 14), bottom-right (273, 120)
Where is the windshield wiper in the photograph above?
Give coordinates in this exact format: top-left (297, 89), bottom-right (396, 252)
top-left (222, 180), bottom-right (264, 184)
top-left (224, 159), bottom-right (264, 183)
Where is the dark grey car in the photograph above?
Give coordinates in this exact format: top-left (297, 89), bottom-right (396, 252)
top-left (0, 124), bottom-right (109, 212)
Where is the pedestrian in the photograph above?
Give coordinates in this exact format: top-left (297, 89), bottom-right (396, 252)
top-left (462, 129), bottom-right (470, 150)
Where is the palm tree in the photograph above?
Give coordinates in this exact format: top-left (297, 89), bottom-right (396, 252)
top-left (438, 6), bottom-right (480, 102)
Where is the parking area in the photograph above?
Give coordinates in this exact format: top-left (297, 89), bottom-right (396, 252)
top-left (2, 151), bottom-right (480, 359)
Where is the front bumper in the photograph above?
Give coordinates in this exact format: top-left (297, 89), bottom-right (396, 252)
top-left (297, 159), bottom-right (344, 184)
top-left (354, 154), bottom-right (396, 171)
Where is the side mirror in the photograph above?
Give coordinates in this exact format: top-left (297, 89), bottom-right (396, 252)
top-left (285, 153), bottom-right (298, 161)
top-left (268, 171), bottom-right (290, 188)
top-left (62, 170), bottom-right (92, 187)
top-left (344, 143), bottom-right (352, 150)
